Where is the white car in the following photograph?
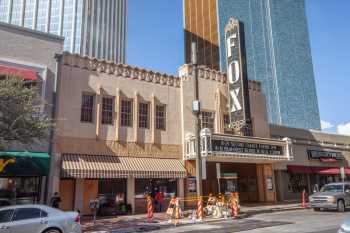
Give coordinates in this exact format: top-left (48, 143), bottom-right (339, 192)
top-left (0, 204), bottom-right (81, 233)
top-left (339, 217), bottom-right (350, 233)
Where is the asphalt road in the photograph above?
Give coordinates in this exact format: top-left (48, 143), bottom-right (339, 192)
top-left (146, 209), bottom-right (350, 233)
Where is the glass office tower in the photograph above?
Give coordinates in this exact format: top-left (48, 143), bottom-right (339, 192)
top-left (0, 0), bottom-right (126, 63)
top-left (184, 0), bottom-right (321, 130)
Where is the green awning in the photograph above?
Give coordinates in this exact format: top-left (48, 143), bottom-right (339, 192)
top-left (0, 151), bottom-right (50, 176)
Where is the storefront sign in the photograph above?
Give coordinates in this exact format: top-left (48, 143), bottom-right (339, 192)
top-left (224, 18), bottom-right (251, 132)
top-left (266, 177), bottom-right (273, 191)
top-left (187, 177), bottom-right (196, 193)
top-left (211, 138), bottom-right (283, 156)
top-left (0, 151), bottom-right (50, 176)
top-left (307, 150), bottom-right (343, 161)
top-left (0, 158), bottom-right (15, 173)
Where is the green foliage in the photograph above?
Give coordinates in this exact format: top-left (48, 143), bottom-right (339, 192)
top-left (0, 76), bottom-right (51, 147)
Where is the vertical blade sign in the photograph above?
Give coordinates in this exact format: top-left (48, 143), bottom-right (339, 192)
top-left (224, 18), bottom-right (251, 135)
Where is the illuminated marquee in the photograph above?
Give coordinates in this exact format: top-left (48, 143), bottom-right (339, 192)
top-left (224, 18), bottom-right (251, 135)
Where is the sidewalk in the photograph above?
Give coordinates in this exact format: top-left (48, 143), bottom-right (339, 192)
top-left (240, 202), bottom-right (307, 216)
top-left (82, 202), bottom-right (306, 233)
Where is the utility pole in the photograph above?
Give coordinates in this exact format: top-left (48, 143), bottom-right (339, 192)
top-left (191, 42), bottom-right (203, 197)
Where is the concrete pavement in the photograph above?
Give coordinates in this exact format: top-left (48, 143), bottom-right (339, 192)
top-left (147, 209), bottom-right (350, 233)
top-left (82, 203), bottom-right (348, 233)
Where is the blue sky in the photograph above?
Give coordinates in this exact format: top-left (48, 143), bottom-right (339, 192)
top-left (127, 0), bottom-right (350, 135)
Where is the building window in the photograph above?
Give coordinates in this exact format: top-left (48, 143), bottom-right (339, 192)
top-left (81, 94), bottom-right (94, 123)
top-left (101, 97), bottom-right (113, 125)
top-left (121, 99), bottom-right (132, 127)
top-left (201, 111), bottom-right (215, 132)
top-left (36, 0), bottom-right (49, 32)
top-left (23, 0), bottom-right (35, 29)
top-left (156, 105), bottom-right (166, 130)
top-left (138, 102), bottom-right (149, 129)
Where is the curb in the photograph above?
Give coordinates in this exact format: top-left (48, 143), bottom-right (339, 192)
top-left (242, 206), bottom-right (310, 217)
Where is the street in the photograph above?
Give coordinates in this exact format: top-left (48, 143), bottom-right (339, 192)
top-left (145, 209), bottom-right (350, 233)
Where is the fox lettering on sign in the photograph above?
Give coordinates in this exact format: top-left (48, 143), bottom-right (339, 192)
top-left (224, 18), bottom-right (251, 135)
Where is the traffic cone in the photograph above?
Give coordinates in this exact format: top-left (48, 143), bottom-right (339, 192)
top-left (301, 189), bottom-right (306, 208)
top-left (197, 197), bottom-right (204, 221)
top-left (146, 195), bottom-right (154, 221)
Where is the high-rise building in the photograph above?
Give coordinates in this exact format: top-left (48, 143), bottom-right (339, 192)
top-left (0, 0), bottom-right (127, 63)
top-left (183, 0), bottom-right (321, 130)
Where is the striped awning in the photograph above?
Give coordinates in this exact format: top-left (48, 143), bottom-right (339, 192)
top-left (61, 154), bottom-right (187, 179)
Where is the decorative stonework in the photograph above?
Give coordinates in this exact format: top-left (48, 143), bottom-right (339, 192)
top-left (55, 136), bottom-right (182, 159)
top-left (61, 52), bottom-right (181, 88)
top-left (178, 64), bottom-right (227, 84)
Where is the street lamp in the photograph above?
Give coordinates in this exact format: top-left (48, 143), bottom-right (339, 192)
top-left (191, 42), bottom-right (203, 197)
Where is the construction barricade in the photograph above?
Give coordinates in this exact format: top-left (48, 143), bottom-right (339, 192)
top-left (147, 193), bottom-right (243, 226)
top-left (146, 195), bottom-right (154, 222)
top-left (230, 192), bottom-right (239, 218)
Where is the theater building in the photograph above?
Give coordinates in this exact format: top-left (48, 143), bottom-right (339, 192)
top-left (51, 53), bottom-right (187, 215)
top-left (50, 51), bottom-right (292, 214)
top-left (49, 15), bottom-right (350, 215)
top-left (51, 52), bottom-right (350, 215)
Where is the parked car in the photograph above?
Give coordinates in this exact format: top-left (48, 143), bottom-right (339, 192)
top-left (0, 204), bottom-right (81, 233)
top-left (0, 199), bottom-right (11, 207)
top-left (338, 217), bottom-right (350, 233)
top-left (309, 182), bottom-right (350, 212)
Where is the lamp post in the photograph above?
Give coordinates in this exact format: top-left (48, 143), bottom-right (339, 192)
top-left (191, 42), bottom-right (203, 197)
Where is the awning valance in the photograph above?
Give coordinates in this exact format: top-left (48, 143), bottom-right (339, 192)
top-left (0, 65), bottom-right (37, 81)
top-left (0, 151), bottom-right (50, 176)
top-left (287, 165), bottom-right (350, 175)
top-left (61, 154), bottom-right (187, 179)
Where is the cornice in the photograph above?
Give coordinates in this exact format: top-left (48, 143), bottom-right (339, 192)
top-left (178, 64), bottom-right (227, 84)
top-left (61, 52), bottom-right (181, 88)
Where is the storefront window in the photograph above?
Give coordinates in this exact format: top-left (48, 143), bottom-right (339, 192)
top-left (98, 179), bottom-right (126, 204)
top-left (0, 177), bottom-right (41, 205)
top-left (97, 179), bottom-right (127, 216)
top-left (135, 179), bottom-right (177, 199)
top-left (287, 174), bottom-right (307, 193)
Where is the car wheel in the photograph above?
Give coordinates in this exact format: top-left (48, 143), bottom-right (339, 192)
top-left (338, 200), bottom-right (345, 212)
top-left (43, 228), bottom-right (61, 233)
top-left (313, 208), bottom-right (321, 211)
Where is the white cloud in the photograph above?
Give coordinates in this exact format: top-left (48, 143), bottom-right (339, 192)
top-left (321, 120), bottom-right (334, 130)
top-left (337, 122), bottom-right (350, 136)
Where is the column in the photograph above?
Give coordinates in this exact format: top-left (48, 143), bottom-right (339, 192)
top-left (306, 173), bottom-right (311, 194)
top-left (215, 88), bottom-right (223, 133)
top-left (150, 94), bottom-right (156, 144)
top-left (47, 152), bottom-right (61, 204)
top-left (133, 92), bottom-right (139, 143)
top-left (127, 177), bottom-right (135, 214)
top-left (74, 179), bottom-right (84, 212)
top-left (178, 178), bottom-right (185, 209)
top-left (40, 176), bottom-right (46, 204)
top-left (95, 86), bottom-right (102, 139)
top-left (115, 88), bottom-right (120, 141)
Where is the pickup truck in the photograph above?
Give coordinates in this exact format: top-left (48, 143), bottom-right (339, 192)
top-left (309, 182), bottom-right (350, 212)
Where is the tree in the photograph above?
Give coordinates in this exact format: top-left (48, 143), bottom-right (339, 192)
top-left (0, 76), bottom-right (51, 149)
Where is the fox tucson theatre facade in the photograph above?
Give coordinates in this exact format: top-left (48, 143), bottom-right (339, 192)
top-left (183, 18), bottom-right (292, 203)
top-left (51, 17), bottom-right (350, 214)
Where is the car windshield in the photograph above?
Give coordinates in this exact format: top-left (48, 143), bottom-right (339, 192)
top-left (320, 184), bottom-right (343, 193)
